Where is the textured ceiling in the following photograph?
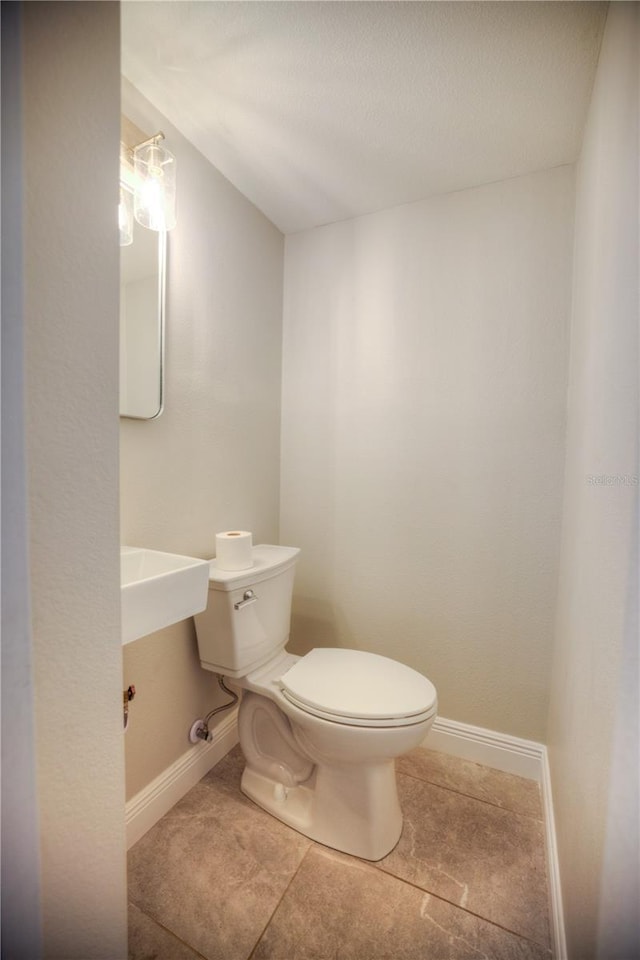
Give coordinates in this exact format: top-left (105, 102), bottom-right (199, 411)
top-left (121, 1), bottom-right (606, 234)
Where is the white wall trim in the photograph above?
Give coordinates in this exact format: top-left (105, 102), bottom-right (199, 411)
top-left (540, 749), bottom-right (567, 960)
top-left (424, 716), bottom-right (565, 960)
top-left (424, 716), bottom-right (545, 781)
top-left (125, 708), bottom-right (239, 849)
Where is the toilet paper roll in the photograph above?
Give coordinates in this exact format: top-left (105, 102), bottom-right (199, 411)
top-left (215, 531), bottom-right (253, 571)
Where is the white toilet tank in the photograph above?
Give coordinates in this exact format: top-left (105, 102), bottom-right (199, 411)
top-left (194, 545), bottom-right (300, 677)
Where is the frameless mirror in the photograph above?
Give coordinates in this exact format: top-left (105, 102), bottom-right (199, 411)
top-left (119, 218), bottom-right (165, 419)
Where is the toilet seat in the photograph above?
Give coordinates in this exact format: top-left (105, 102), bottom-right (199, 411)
top-left (279, 648), bottom-right (437, 728)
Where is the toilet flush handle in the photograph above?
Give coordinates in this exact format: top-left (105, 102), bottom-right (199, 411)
top-left (234, 589), bottom-right (258, 611)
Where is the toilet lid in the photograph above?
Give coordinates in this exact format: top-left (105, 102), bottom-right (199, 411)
top-left (279, 648), bottom-right (437, 727)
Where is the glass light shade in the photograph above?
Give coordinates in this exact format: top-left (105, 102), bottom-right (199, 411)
top-left (119, 183), bottom-right (134, 246)
top-left (133, 141), bottom-right (177, 232)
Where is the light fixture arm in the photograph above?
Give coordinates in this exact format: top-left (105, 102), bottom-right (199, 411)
top-left (121, 131), bottom-right (167, 164)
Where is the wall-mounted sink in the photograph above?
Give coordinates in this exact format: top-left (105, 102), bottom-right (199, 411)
top-left (121, 546), bottom-right (210, 644)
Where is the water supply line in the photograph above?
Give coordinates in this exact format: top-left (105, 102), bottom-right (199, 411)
top-left (189, 675), bottom-right (238, 744)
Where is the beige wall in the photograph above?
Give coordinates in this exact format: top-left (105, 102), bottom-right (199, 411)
top-left (22, 3), bottom-right (127, 957)
top-left (120, 81), bottom-right (284, 798)
top-left (281, 166), bottom-right (574, 742)
top-left (547, 5), bottom-right (639, 958)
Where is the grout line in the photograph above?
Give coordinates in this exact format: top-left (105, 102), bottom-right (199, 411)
top-left (128, 900), bottom-right (210, 960)
top-left (398, 769), bottom-right (545, 822)
top-left (246, 843), bottom-right (314, 960)
top-left (305, 839), bottom-right (553, 955)
top-left (361, 870), bottom-right (553, 955)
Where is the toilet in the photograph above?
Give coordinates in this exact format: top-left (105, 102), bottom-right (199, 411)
top-left (194, 544), bottom-right (437, 861)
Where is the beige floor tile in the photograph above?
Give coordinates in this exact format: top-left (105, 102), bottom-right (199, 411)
top-left (128, 903), bottom-right (204, 960)
top-left (128, 781), bottom-right (310, 960)
top-left (128, 746), bottom-right (551, 959)
top-left (397, 747), bottom-right (543, 819)
top-left (201, 744), bottom-right (249, 799)
top-left (377, 773), bottom-right (550, 948)
top-left (252, 846), bottom-right (551, 960)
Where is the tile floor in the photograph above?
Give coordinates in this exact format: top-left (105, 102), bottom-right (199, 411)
top-left (128, 745), bottom-right (551, 960)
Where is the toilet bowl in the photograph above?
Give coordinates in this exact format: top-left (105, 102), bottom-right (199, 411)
top-left (194, 545), bottom-right (437, 861)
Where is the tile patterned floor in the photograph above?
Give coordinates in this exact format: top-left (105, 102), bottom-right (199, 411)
top-left (128, 745), bottom-right (551, 960)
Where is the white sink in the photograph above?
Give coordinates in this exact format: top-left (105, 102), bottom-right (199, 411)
top-left (121, 546), bottom-right (210, 644)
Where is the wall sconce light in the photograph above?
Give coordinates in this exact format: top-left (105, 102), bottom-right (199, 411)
top-left (133, 134), bottom-right (177, 232)
top-left (119, 131), bottom-right (177, 245)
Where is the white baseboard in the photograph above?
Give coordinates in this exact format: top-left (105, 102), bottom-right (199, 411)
top-left (424, 715), bottom-right (544, 781)
top-left (540, 748), bottom-right (567, 960)
top-left (423, 716), bottom-right (565, 960)
top-left (125, 708), bottom-right (239, 849)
